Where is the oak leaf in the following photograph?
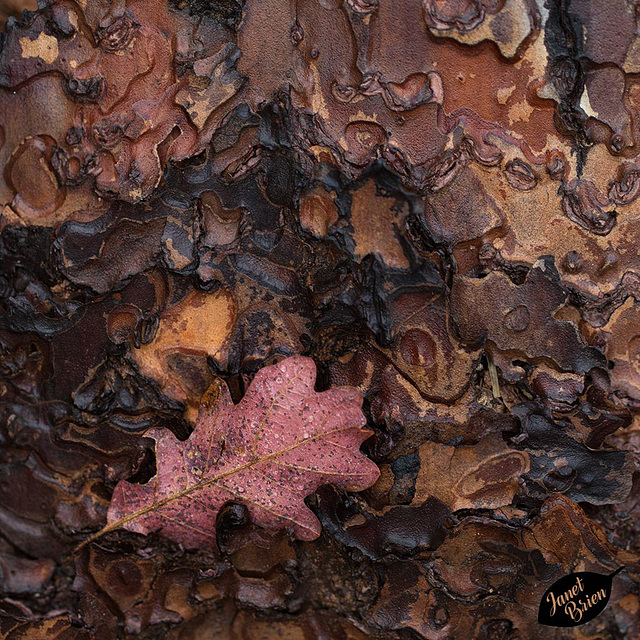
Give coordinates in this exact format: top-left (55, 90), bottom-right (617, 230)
top-left (83, 356), bottom-right (379, 549)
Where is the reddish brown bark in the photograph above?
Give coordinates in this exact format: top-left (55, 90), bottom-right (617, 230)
top-left (0, 1), bottom-right (639, 638)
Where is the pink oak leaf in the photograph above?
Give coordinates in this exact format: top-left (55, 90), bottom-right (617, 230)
top-left (99, 355), bottom-right (380, 549)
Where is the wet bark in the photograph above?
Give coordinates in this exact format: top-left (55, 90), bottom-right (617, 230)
top-left (0, 1), bottom-right (639, 638)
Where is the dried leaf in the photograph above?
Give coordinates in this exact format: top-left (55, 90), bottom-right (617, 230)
top-left (84, 356), bottom-right (379, 549)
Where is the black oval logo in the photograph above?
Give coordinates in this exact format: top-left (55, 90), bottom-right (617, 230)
top-left (538, 567), bottom-right (624, 627)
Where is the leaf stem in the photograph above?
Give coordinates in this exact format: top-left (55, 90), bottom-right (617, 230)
top-left (610, 566), bottom-right (625, 579)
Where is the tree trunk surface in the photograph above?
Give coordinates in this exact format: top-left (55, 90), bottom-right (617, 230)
top-left (0, 0), bottom-right (638, 638)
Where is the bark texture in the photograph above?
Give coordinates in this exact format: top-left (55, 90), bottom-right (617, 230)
top-left (0, 0), bottom-right (639, 638)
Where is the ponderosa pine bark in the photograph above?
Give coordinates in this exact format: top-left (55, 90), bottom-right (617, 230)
top-left (0, 1), bottom-right (639, 638)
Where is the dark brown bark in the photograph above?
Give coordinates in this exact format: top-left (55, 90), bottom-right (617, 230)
top-left (0, 1), bottom-right (639, 638)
